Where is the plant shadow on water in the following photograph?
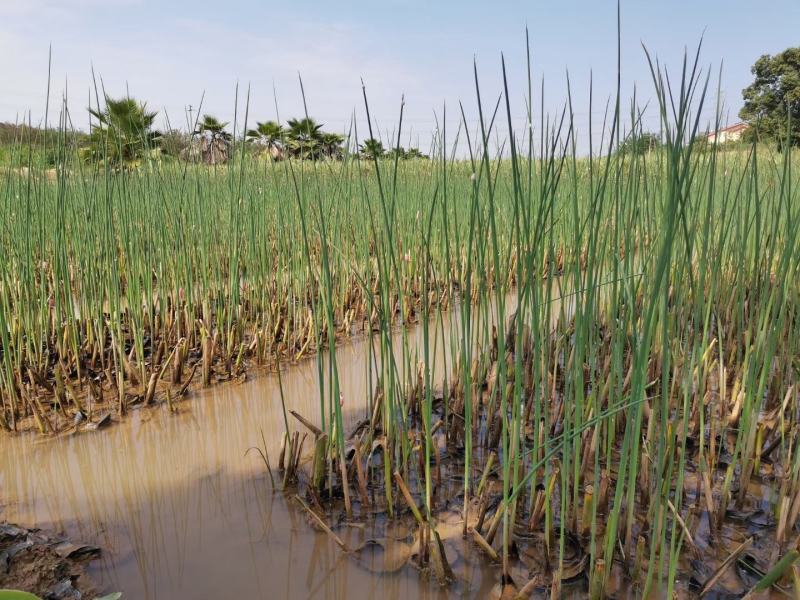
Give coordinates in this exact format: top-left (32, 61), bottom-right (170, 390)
top-left (0, 295), bottom-right (542, 599)
top-left (0, 278), bottom-right (794, 598)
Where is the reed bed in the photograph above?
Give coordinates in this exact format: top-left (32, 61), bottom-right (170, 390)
top-left (2, 41), bottom-right (800, 597)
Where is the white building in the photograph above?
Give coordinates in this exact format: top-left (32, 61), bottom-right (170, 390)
top-left (707, 122), bottom-right (749, 144)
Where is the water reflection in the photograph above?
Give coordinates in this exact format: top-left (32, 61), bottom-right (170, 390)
top-left (0, 288), bottom-right (570, 599)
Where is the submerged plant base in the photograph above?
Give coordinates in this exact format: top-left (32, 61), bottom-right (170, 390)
top-left (287, 428), bottom-right (794, 598)
top-left (1, 287), bottom-right (455, 437)
top-left (280, 311), bottom-right (800, 598)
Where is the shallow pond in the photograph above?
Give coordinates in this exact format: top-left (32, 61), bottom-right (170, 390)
top-left (1, 290), bottom-right (569, 599)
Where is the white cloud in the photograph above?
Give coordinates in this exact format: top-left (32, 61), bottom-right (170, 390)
top-left (0, 8), bottom-right (440, 147)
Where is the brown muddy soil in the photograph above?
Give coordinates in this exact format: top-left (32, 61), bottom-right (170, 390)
top-left (0, 522), bottom-right (100, 599)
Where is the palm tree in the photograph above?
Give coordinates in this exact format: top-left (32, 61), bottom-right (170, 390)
top-left (286, 117), bottom-right (324, 159)
top-left (405, 147), bottom-right (429, 160)
top-left (246, 120), bottom-right (285, 160)
top-left (247, 120), bottom-right (283, 148)
top-left (286, 117), bottom-right (323, 143)
top-left (194, 115), bottom-right (231, 164)
top-left (387, 146), bottom-right (408, 160)
top-left (619, 132), bottom-right (660, 156)
top-left (88, 96), bottom-right (158, 164)
top-left (320, 132), bottom-right (345, 159)
top-left (196, 115), bottom-right (230, 142)
top-left (360, 137), bottom-right (385, 160)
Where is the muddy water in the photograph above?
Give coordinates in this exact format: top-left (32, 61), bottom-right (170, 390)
top-left (0, 289), bottom-right (575, 599)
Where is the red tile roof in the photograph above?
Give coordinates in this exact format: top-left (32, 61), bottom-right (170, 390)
top-left (712, 123), bottom-right (749, 134)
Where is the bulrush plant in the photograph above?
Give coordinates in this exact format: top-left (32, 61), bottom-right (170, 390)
top-left (2, 30), bottom-right (800, 597)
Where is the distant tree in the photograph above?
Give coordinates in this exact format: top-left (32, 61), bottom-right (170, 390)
top-left (286, 117), bottom-right (324, 159)
top-left (196, 115), bottom-right (230, 144)
top-left (193, 115), bottom-right (231, 164)
top-left (159, 129), bottom-right (190, 158)
top-left (320, 132), bottom-right (346, 159)
top-left (0, 122), bottom-right (87, 167)
top-left (385, 146), bottom-right (429, 160)
top-left (286, 117), bottom-right (323, 142)
top-left (387, 146), bottom-right (407, 159)
top-left (740, 47), bottom-right (800, 149)
top-left (405, 147), bottom-right (429, 160)
top-left (242, 117), bottom-right (344, 161)
top-left (246, 120), bottom-right (284, 156)
top-left (360, 137), bottom-right (385, 160)
top-left (618, 132), bottom-right (661, 156)
top-left (0, 122), bottom-right (65, 147)
top-left (87, 97), bottom-right (158, 164)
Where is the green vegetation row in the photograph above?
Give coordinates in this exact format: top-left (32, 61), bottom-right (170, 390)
top-left (0, 102), bottom-right (427, 169)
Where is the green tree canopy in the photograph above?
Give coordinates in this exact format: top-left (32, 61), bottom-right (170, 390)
top-left (246, 120), bottom-right (283, 148)
top-left (196, 115), bottom-right (230, 141)
top-left (387, 146), bottom-right (429, 160)
top-left (87, 97), bottom-right (158, 164)
top-left (404, 147), bottom-right (429, 160)
top-left (359, 137), bottom-right (385, 160)
top-left (740, 47), bottom-right (800, 149)
top-left (282, 117), bottom-right (320, 159)
top-left (618, 132), bottom-right (660, 156)
top-left (242, 116), bottom-right (347, 160)
top-left (286, 117), bottom-right (322, 141)
top-left (320, 132), bottom-right (345, 159)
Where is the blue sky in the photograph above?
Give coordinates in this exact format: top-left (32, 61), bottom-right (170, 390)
top-left (1, 0), bottom-right (798, 152)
